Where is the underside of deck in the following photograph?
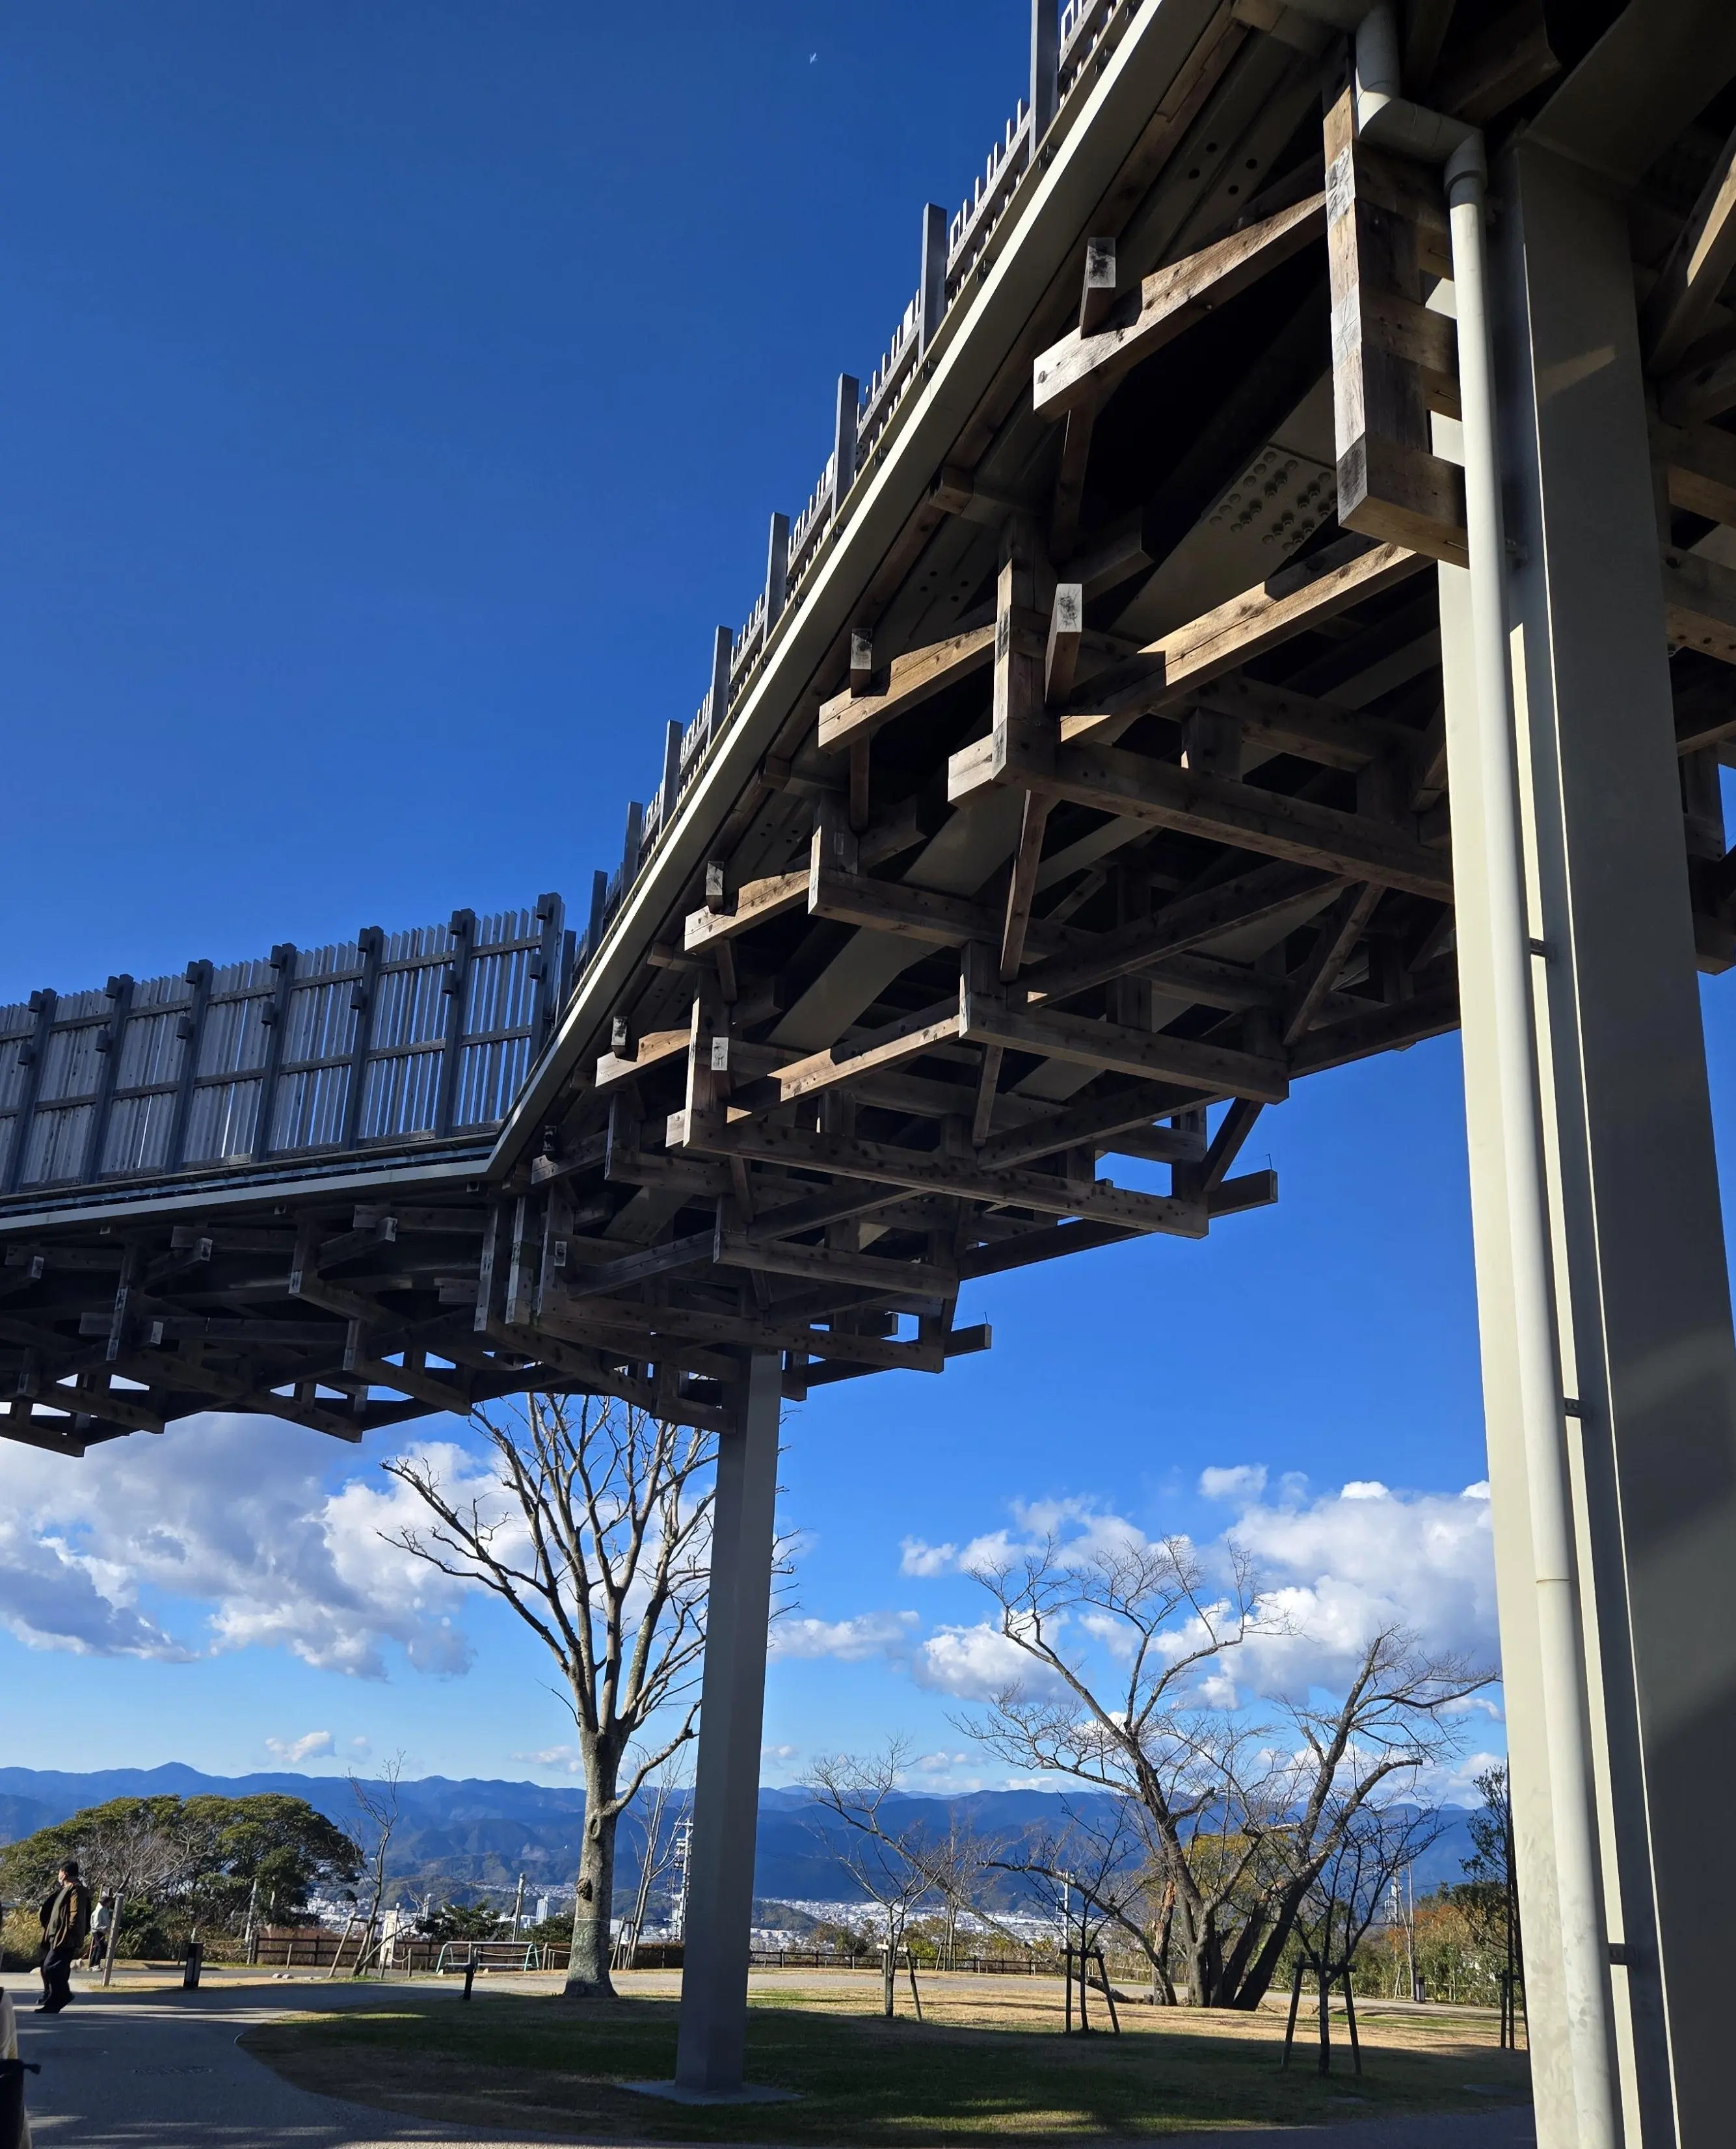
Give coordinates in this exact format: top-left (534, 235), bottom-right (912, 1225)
top-left (6, 0), bottom-right (1736, 1458)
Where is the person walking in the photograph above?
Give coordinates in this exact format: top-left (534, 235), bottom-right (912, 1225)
top-left (35, 1863), bottom-right (91, 2015)
top-left (87, 1893), bottom-right (114, 1971)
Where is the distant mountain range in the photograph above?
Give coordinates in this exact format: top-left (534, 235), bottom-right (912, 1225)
top-left (0, 1765), bottom-right (1482, 1906)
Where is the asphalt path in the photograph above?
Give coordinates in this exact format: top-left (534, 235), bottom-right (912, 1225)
top-left (4, 1969), bottom-right (1538, 2149)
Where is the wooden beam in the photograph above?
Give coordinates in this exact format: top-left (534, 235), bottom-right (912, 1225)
top-left (1282, 883), bottom-right (1382, 1044)
top-left (970, 740), bottom-right (1454, 901)
top-left (1000, 794), bottom-right (1053, 980)
top-left (1009, 540), bottom-right (1430, 749)
top-left (732, 1001), bottom-right (966, 1115)
top-left (1019, 859), bottom-right (1333, 1004)
top-left (1289, 981), bottom-right (1459, 1075)
top-left (715, 1228), bottom-right (958, 1303)
top-left (1653, 416), bottom-right (1736, 529)
top-left (1208, 1167), bottom-right (1279, 1217)
top-left (1187, 672), bottom-right (1422, 772)
top-left (1644, 121), bottom-right (1736, 373)
top-left (816, 621), bottom-right (995, 754)
top-left (687, 1118), bottom-right (1208, 1236)
top-left (959, 1216), bottom-right (1141, 1278)
top-left (1325, 81), bottom-right (1466, 566)
top-left (682, 870), bottom-right (809, 953)
top-left (559, 1232), bottom-right (715, 1300)
top-left (808, 843), bottom-right (997, 948)
top-left (1661, 544), bottom-right (1736, 667)
top-left (1032, 191), bottom-right (1328, 418)
top-left (959, 989), bottom-right (1290, 1102)
top-left (594, 1025), bottom-right (691, 1091)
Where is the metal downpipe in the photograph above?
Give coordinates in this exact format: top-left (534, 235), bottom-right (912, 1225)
top-left (1441, 133), bottom-right (1620, 2149)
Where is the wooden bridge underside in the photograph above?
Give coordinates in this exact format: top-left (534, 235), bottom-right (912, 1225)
top-left (8, 0), bottom-right (1736, 1457)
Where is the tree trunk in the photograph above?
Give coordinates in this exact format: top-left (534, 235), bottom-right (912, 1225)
top-left (563, 1757), bottom-right (618, 1999)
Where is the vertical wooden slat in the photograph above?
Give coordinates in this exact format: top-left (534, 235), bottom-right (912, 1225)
top-left (340, 929), bottom-right (385, 1151)
top-left (255, 946), bottom-right (299, 1158)
top-left (434, 910), bottom-right (476, 1139)
top-left (3, 991), bottom-right (57, 1195)
top-left (84, 974), bottom-right (136, 1182)
top-left (163, 961), bottom-right (213, 1177)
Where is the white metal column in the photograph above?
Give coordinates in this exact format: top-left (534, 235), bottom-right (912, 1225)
top-left (673, 1351), bottom-right (782, 2095)
top-left (1444, 132), bottom-right (1736, 2149)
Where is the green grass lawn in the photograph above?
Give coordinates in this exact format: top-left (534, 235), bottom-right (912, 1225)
top-left (241, 1977), bottom-right (1531, 2141)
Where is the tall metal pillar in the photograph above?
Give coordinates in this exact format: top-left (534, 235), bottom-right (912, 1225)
top-left (1444, 133), bottom-right (1736, 2149)
top-left (673, 1351), bottom-right (781, 2095)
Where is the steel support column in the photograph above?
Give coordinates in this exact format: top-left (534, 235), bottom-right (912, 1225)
top-left (1444, 134), bottom-right (1736, 2149)
top-left (673, 1350), bottom-right (781, 2095)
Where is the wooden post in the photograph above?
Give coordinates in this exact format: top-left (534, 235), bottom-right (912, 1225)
top-left (1323, 75), bottom-right (1464, 565)
top-left (1281, 1956), bottom-right (1303, 2067)
top-left (833, 375), bottom-right (860, 507)
top-left (919, 202), bottom-right (948, 354)
top-left (765, 511), bottom-right (790, 627)
top-left (1030, 0), bottom-right (1058, 146)
top-left (84, 974), bottom-right (134, 1182)
top-left (255, 945), bottom-right (298, 1157)
top-left (433, 909), bottom-right (476, 1138)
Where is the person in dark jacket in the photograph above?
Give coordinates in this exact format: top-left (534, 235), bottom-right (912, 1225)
top-left (36, 1862), bottom-right (92, 2014)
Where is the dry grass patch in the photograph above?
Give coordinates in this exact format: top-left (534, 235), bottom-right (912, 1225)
top-left (241, 1971), bottom-right (1529, 2142)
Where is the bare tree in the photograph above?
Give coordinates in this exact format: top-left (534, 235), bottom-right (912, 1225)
top-left (809, 1744), bottom-right (942, 2018)
top-left (991, 1800), bottom-right (1150, 2031)
top-left (957, 1529), bottom-right (1491, 2009)
top-left (343, 1755), bottom-right (403, 1977)
top-left (1283, 1799), bottom-right (1449, 2074)
top-left (384, 1393), bottom-right (714, 1996)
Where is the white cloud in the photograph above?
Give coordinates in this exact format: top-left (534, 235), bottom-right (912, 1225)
top-left (266, 1731), bottom-right (334, 1764)
top-left (915, 1620), bottom-right (1066, 1700)
top-left (770, 1611), bottom-right (918, 1662)
top-left (900, 1536), bottom-right (956, 1577)
top-left (1199, 1464), bottom-right (1268, 1503)
top-left (0, 1414), bottom-right (499, 1677)
top-left (1340, 1480), bottom-right (1391, 1500)
top-left (762, 1744), bottom-right (799, 1762)
top-left (513, 1746), bottom-right (583, 1773)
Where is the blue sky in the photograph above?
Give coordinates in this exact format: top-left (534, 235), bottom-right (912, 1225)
top-left (3, 2), bottom-right (1733, 1801)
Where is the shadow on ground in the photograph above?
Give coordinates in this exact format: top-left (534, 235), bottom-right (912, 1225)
top-left (243, 1990), bottom-right (1532, 2144)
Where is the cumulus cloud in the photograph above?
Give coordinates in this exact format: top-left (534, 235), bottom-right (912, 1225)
top-left (915, 1620), bottom-right (1067, 1699)
top-left (888, 1475), bottom-right (1499, 1714)
top-left (900, 1537), bottom-right (956, 1577)
top-left (770, 1611), bottom-right (918, 1662)
top-left (266, 1731), bottom-right (334, 1764)
top-left (0, 1414), bottom-right (498, 1677)
top-left (1199, 1465), bottom-right (1268, 1503)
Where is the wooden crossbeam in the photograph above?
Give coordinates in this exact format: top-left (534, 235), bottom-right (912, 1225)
top-left (1288, 981), bottom-right (1460, 1076)
top-left (730, 1001), bottom-right (966, 1117)
top-left (1644, 122), bottom-right (1736, 373)
top-left (1186, 673), bottom-right (1422, 773)
top-left (958, 738), bottom-right (1452, 901)
top-left (959, 987), bottom-right (1290, 1103)
top-left (682, 871), bottom-right (810, 955)
top-left (594, 1025), bottom-right (691, 1090)
top-left (559, 1232), bottom-right (715, 1301)
top-left (685, 1117), bottom-right (1208, 1237)
top-left (1661, 546), bottom-right (1736, 667)
top-left (817, 620), bottom-right (996, 754)
top-left (1020, 859), bottom-right (1333, 1005)
top-left (1653, 416), bottom-right (1736, 529)
top-left (1032, 191), bottom-right (1328, 418)
top-left (1283, 883), bottom-right (1382, 1045)
top-left (996, 541), bottom-right (1429, 748)
top-left (715, 1228), bottom-right (957, 1303)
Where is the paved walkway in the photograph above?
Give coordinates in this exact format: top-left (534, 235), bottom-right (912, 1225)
top-left (5, 1971), bottom-right (1536, 2149)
